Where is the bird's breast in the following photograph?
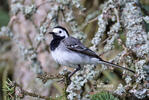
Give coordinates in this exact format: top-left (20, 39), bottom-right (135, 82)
top-left (51, 48), bottom-right (100, 67)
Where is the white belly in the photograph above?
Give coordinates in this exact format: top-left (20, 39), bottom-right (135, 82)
top-left (51, 48), bottom-right (99, 67)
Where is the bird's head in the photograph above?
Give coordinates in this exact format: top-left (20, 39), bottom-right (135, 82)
top-left (49, 26), bottom-right (69, 38)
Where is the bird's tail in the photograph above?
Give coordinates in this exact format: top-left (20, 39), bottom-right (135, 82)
top-left (99, 60), bottom-right (135, 73)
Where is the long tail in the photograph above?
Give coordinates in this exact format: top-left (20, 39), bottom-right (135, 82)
top-left (99, 60), bottom-right (135, 73)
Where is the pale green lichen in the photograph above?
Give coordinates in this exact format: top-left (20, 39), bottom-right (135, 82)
top-left (67, 65), bottom-right (98, 100)
top-left (82, 94), bottom-right (90, 100)
top-left (135, 60), bottom-right (146, 83)
top-left (47, 5), bottom-right (59, 28)
top-left (143, 16), bottom-right (149, 23)
top-left (56, 0), bottom-right (85, 11)
top-left (91, 14), bottom-right (107, 46)
top-left (122, 1), bottom-right (149, 57)
top-left (104, 34), bottom-right (119, 52)
top-left (114, 83), bottom-right (126, 95)
top-left (0, 26), bottom-right (13, 38)
top-left (119, 1), bottom-right (149, 99)
top-left (91, 0), bottom-right (122, 52)
top-left (16, 42), bottom-right (42, 74)
top-left (65, 10), bottom-right (74, 22)
top-left (64, 9), bottom-right (86, 41)
top-left (143, 65), bottom-right (149, 75)
top-left (56, 0), bottom-right (69, 5)
top-left (72, 32), bottom-right (87, 43)
top-left (11, 0), bottom-right (24, 3)
top-left (35, 24), bottom-right (47, 42)
top-left (129, 89), bottom-right (147, 99)
top-left (71, 0), bottom-right (85, 11)
top-left (90, 0), bottom-right (148, 99)
top-left (47, 5), bottom-right (59, 20)
top-left (55, 0), bottom-right (86, 42)
top-left (59, 67), bottom-right (71, 75)
top-left (125, 76), bottom-right (132, 84)
top-left (10, 2), bottom-right (23, 15)
top-left (85, 11), bottom-right (99, 22)
top-left (23, 4), bottom-right (36, 18)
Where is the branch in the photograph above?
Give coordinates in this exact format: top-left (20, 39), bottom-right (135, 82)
top-left (37, 73), bottom-right (64, 83)
top-left (15, 83), bottom-right (54, 100)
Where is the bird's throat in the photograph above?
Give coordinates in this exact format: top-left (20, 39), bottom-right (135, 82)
top-left (50, 35), bottom-right (65, 51)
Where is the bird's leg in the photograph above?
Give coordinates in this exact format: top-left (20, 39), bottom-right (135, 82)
top-left (68, 65), bottom-right (81, 80)
top-left (57, 65), bottom-right (81, 84)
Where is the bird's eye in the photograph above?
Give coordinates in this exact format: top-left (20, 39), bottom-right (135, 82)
top-left (59, 31), bottom-right (62, 33)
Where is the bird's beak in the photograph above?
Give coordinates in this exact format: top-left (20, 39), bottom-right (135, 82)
top-left (49, 32), bottom-right (55, 34)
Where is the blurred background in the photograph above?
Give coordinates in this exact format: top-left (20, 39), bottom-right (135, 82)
top-left (0, 0), bottom-right (9, 27)
top-left (0, 0), bottom-right (9, 99)
top-left (0, 0), bottom-right (149, 100)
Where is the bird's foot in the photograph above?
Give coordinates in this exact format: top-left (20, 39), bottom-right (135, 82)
top-left (57, 72), bottom-right (72, 85)
top-left (57, 77), bottom-right (71, 85)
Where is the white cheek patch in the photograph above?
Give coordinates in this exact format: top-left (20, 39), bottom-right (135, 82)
top-left (60, 33), bottom-right (65, 37)
top-left (60, 32), bottom-right (68, 38)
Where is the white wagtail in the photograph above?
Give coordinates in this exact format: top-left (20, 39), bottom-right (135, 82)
top-left (49, 26), bottom-right (135, 79)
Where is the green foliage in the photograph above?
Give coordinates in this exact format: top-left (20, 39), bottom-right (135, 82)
top-left (3, 79), bottom-right (15, 100)
top-left (143, 5), bottom-right (149, 11)
top-left (90, 92), bottom-right (119, 100)
top-left (0, 8), bottom-right (9, 27)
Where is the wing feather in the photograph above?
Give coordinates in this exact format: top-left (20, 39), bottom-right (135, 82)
top-left (63, 37), bottom-right (99, 58)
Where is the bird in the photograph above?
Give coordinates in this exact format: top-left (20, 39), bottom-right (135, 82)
top-left (49, 26), bottom-right (135, 79)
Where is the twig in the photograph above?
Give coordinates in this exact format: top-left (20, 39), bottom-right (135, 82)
top-left (80, 16), bottom-right (98, 30)
top-left (14, 72), bottom-right (70, 100)
top-left (26, 33), bottom-right (33, 47)
top-left (23, 90), bottom-right (53, 100)
top-left (37, 73), bottom-right (64, 83)
top-left (87, 16), bottom-right (98, 24)
top-left (8, 16), bottom-right (17, 28)
top-left (37, 72), bottom-right (70, 99)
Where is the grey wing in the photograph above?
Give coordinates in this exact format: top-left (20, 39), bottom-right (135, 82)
top-left (63, 37), bottom-right (99, 58)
